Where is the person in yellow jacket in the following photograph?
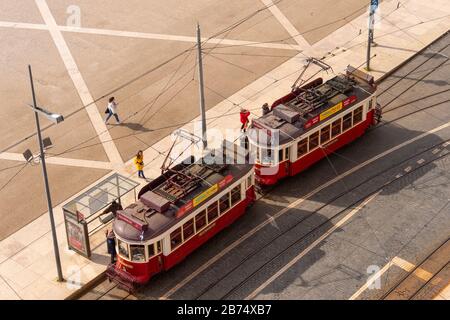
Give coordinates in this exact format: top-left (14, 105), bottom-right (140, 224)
top-left (134, 150), bottom-right (146, 179)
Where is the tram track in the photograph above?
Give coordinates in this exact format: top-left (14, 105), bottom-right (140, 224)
top-left (409, 261), bottom-right (450, 300)
top-left (376, 43), bottom-right (449, 100)
top-left (189, 138), bottom-right (450, 300)
top-left (77, 32), bottom-right (450, 301)
top-left (78, 278), bottom-right (133, 300)
top-left (380, 238), bottom-right (450, 300)
top-left (218, 149), bottom-right (450, 300)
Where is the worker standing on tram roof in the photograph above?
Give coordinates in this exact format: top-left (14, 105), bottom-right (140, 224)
top-left (134, 150), bottom-right (146, 179)
top-left (240, 108), bottom-right (250, 132)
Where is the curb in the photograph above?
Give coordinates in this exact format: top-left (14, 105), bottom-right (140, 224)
top-left (375, 29), bottom-right (450, 84)
top-left (65, 272), bottom-right (107, 300)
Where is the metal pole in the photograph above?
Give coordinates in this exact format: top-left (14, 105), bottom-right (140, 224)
top-left (197, 23), bottom-right (207, 149)
top-left (366, 1), bottom-right (376, 70)
top-left (28, 65), bottom-right (64, 282)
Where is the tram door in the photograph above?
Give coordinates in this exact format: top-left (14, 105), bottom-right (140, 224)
top-left (285, 147), bottom-right (291, 175)
top-left (279, 147), bottom-right (291, 176)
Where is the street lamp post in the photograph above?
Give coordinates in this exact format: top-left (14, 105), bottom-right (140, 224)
top-left (366, 0), bottom-right (378, 71)
top-left (27, 65), bottom-right (64, 282)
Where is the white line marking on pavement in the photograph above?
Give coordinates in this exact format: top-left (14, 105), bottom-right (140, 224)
top-left (0, 152), bottom-right (112, 169)
top-left (160, 121), bottom-right (450, 299)
top-left (34, 0), bottom-right (123, 166)
top-left (260, 0), bottom-right (311, 48)
top-left (349, 256), bottom-right (434, 300)
top-left (432, 148), bottom-right (440, 154)
top-left (246, 191), bottom-right (380, 300)
top-left (0, 21), bottom-right (48, 30)
top-left (58, 25), bottom-right (302, 51)
top-left (417, 159), bottom-right (425, 164)
top-left (404, 166), bottom-right (412, 172)
top-left (0, 20), bottom-right (300, 51)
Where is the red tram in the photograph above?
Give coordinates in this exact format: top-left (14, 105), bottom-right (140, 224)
top-left (106, 65), bottom-right (382, 291)
top-left (249, 65), bottom-right (382, 185)
top-left (106, 144), bottom-right (255, 291)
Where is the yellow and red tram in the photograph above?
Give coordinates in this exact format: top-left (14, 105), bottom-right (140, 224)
top-left (107, 147), bottom-right (255, 291)
top-left (249, 65), bottom-right (382, 186)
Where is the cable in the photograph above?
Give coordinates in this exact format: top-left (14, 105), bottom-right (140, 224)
top-left (0, 163), bottom-right (28, 194)
top-left (137, 49), bottom-right (195, 124)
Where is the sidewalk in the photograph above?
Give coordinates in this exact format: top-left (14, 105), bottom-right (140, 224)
top-left (0, 0), bottom-right (449, 299)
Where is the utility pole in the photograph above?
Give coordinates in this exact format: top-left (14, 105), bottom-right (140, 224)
top-left (366, 0), bottom-right (378, 70)
top-left (28, 65), bottom-right (64, 282)
top-left (196, 23), bottom-right (207, 149)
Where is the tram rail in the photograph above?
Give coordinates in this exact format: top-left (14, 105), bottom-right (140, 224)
top-left (73, 31), bottom-right (450, 301)
top-left (381, 238), bottom-right (450, 300)
top-left (191, 140), bottom-right (450, 299)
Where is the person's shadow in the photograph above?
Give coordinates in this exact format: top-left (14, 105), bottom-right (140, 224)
top-left (118, 122), bottom-right (153, 133)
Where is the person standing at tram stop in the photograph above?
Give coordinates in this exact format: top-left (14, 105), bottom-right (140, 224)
top-left (104, 96), bottom-right (121, 124)
top-left (240, 108), bottom-right (251, 132)
top-left (134, 150), bottom-right (146, 179)
top-left (105, 229), bottom-right (116, 264)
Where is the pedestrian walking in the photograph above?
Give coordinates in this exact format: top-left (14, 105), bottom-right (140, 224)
top-left (134, 150), bottom-right (146, 179)
top-left (105, 229), bottom-right (116, 263)
top-left (262, 103), bottom-right (270, 115)
top-left (240, 108), bottom-right (250, 132)
top-left (104, 97), bottom-right (121, 124)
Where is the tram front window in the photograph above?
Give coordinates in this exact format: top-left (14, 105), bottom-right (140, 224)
top-left (130, 245), bottom-right (145, 262)
top-left (261, 148), bottom-right (274, 164)
top-left (118, 240), bottom-right (129, 259)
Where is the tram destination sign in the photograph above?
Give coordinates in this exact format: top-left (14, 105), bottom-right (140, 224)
top-left (304, 95), bottom-right (357, 129)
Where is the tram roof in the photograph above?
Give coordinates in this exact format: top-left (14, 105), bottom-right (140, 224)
top-left (114, 143), bottom-right (253, 242)
top-left (250, 70), bottom-right (376, 146)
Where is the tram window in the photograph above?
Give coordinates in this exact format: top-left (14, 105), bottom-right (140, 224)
top-left (278, 149), bottom-right (283, 162)
top-left (331, 119), bottom-right (342, 137)
top-left (261, 148), bottom-right (273, 163)
top-left (170, 228), bottom-right (183, 250)
top-left (353, 106), bottom-right (363, 124)
top-left (309, 132), bottom-right (319, 151)
top-left (285, 147), bottom-right (290, 160)
top-left (342, 113), bottom-right (352, 131)
top-left (256, 147), bottom-right (260, 162)
top-left (320, 125), bottom-right (331, 145)
top-left (156, 241), bottom-right (162, 254)
top-left (230, 185), bottom-right (242, 207)
top-left (195, 210), bottom-right (207, 231)
top-left (130, 245), bottom-right (146, 262)
top-left (208, 201), bottom-right (219, 221)
top-left (219, 193), bottom-right (230, 213)
top-left (297, 138), bottom-right (308, 157)
top-left (183, 219), bottom-right (195, 241)
top-left (148, 243), bottom-right (155, 257)
top-left (118, 240), bottom-right (129, 260)
top-left (369, 99), bottom-right (373, 110)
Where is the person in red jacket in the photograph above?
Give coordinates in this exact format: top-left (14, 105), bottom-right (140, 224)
top-left (240, 108), bottom-right (250, 132)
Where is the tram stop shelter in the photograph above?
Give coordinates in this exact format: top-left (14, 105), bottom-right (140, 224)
top-left (62, 173), bottom-right (140, 258)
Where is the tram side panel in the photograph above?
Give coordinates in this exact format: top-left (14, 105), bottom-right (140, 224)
top-left (162, 185), bottom-right (256, 271)
top-left (254, 101), bottom-right (378, 186)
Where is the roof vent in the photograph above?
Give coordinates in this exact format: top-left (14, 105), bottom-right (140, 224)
top-left (140, 191), bottom-right (171, 213)
top-left (273, 104), bottom-right (300, 123)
